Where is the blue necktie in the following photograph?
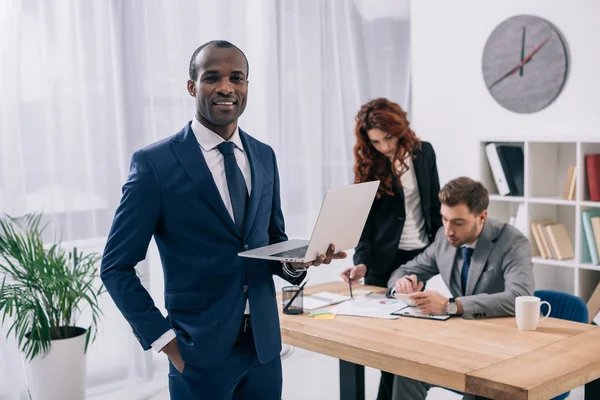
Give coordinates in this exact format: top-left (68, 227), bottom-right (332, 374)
top-left (217, 141), bottom-right (248, 234)
top-left (461, 246), bottom-right (474, 296)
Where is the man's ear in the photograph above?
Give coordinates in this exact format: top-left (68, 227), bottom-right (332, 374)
top-left (187, 80), bottom-right (196, 97)
top-left (480, 210), bottom-right (488, 222)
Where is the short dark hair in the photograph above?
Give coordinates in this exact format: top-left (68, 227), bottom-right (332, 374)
top-left (188, 40), bottom-right (249, 82)
top-left (438, 177), bottom-right (489, 215)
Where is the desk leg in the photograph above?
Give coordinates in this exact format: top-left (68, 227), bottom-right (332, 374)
top-left (339, 360), bottom-right (365, 400)
top-left (585, 378), bottom-right (600, 399)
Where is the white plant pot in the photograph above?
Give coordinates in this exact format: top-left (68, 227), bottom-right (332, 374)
top-left (24, 327), bottom-right (87, 400)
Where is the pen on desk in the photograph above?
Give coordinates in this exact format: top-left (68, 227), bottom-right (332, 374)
top-left (346, 271), bottom-right (353, 299)
top-left (283, 278), bottom-right (309, 312)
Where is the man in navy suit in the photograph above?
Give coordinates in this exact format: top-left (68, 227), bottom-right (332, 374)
top-left (101, 40), bottom-right (346, 399)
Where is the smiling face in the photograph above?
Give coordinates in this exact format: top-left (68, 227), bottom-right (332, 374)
top-left (366, 128), bottom-right (399, 159)
top-left (187, 45), bottom-right (248, 138)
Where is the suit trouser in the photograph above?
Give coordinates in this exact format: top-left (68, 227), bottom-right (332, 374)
top-left (366, 247), bottom-right (427, 400)
top-left (168, 320), bottom-right (282, 400)
top-left (393, 375), bottom-right (490, 400)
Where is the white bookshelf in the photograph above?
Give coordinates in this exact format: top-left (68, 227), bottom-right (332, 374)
top-left (481, 139), bottom-right (600, 303)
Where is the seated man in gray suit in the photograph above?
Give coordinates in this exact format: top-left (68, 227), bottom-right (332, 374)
top-left (388, 176), bottom-right (534, 400)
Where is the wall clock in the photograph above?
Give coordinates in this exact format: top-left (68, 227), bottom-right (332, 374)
top-left (482, 15), bottom-right (569, 114)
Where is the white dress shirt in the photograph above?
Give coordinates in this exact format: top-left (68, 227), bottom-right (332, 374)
top-left (191, 118), bottom-right (252, 215)
top-left (151, 118), bottom-right (252, 353)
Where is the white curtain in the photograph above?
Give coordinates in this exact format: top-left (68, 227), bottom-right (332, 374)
top-left (0, 0), bottom-right (410, 398)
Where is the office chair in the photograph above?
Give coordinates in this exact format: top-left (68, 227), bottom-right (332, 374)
top-left (535, 290), bottom-right (589, 400)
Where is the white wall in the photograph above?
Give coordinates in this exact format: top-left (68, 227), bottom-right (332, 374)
top-left (411, 0), bottom-right (600, 185)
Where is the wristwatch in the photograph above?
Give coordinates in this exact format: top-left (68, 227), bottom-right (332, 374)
top-left (446, 298), bottom-right (458, 315)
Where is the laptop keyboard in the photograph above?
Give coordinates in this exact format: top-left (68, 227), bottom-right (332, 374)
top-left (270, 245), bottom-right (308, 259)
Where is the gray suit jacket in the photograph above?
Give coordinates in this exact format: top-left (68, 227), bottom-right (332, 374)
top-left (387, 218), bottom-right (534, 319)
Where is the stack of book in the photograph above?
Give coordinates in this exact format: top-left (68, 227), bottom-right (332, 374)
top-left (529, 220), bottom-right (574, 261)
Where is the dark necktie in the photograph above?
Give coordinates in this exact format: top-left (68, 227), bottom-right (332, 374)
top-left (461, 246), bottom-right (474, 296)
top-left (217, 141), bottom-right (248, 234)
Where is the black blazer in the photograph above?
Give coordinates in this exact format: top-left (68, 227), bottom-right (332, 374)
top-left (353, 141), bottom-right (442, 285)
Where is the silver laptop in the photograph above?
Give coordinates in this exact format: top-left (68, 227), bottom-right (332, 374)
top-left (238, 181), bottom-right (379, 263)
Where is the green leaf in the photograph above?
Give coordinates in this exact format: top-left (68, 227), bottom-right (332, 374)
top-left (0, 212), bottom-right (103, 360)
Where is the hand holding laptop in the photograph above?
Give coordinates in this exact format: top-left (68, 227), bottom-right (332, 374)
top-left (286, 244), bottom-right (347, 269)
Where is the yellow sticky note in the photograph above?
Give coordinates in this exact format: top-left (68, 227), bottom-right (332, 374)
top-left (314, 313), bottom-right (336, 320)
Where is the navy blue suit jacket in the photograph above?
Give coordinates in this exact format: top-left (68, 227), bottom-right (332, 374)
top-left (101, 122), bottom-right (304, 368)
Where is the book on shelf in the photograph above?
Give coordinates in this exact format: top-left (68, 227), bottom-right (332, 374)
top-left (485, 143), bottom-right (510, 196)
top-left (592, 217), bottom-right (600, 262)
top-left (562, 165), bottom-right (576, 201)
top-left (530, 219), bottom-right (555, 259)
top-left (513, 203), bottom-right (527, 235)
top-left (586, 154), bottom-right (600, 202)
top-left (540, 225), bottom-right (557, 259)
top-left (544, 224), bottom-right (574, 261)
top-left (485, 143), bottom-right (524, 196)
top-left (582, 210), bottom-right (600, 265)
top-left (508, 203), bottom-right (527, 235)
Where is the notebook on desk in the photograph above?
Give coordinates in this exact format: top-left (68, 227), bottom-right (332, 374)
top-left (391, 306), bottom-right (452, 321)
top-left (302, 292), bottom-right (351, 311)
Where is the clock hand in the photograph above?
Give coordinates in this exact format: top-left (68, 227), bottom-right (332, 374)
top-left (519, 27), bottom-right (525, 77)
top-left (518, 35), bottom-right (551, 68)
top-left (487, 36), bottom-right (551, 90)
top-left (487, 58), bottom-right (533, 90)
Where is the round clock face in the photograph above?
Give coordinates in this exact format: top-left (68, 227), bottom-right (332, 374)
top-left (482, 15), bottom-right (569, 114)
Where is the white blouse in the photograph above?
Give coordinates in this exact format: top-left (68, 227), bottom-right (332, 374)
top-left (396, 156), bottom-right (429, 250)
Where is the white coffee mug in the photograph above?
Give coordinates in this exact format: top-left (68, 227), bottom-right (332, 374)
top-left (515, 296), bottom-right (551, 331)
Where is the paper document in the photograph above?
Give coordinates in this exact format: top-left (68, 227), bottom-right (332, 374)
top-left (328, 294), bottom-right (404, 319)
top-left (302, 292), bottom-right (352, 311)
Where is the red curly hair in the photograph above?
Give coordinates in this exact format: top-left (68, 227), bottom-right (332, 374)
top-left (354, 98), bottom-right (421, 198)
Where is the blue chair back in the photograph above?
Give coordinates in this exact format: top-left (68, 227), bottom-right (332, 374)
top-left (534, 290), bottom-right (589, 324)
top-left (534, 290), bottom-right (589, 400)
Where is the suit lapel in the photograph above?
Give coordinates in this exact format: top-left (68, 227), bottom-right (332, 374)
top-left (412, 147), bottom-right (428, 203)
top-left (239, 129), bottom-right (264, 239)
top-left (439, 241), bottom-right (458, 290)
top-left (389, 159), bottom-right (405, 200)
top-left (171, 123), bottom-right (239, 237)
top-left (466, 221), bottom-right (497, 295)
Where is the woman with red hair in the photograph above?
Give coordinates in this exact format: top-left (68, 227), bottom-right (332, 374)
top-left (340, 98), bottom-right (442, 399)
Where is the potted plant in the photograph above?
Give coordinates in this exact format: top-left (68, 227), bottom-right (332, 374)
top-left (0, 213), bottom-right (103, 400)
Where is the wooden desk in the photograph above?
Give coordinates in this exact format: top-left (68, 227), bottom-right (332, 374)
top-left (279, 282), bottom-right (600, 400)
